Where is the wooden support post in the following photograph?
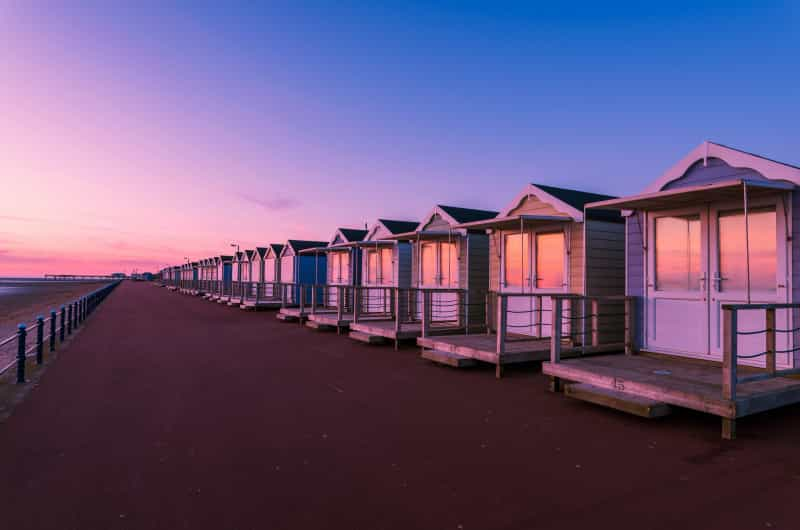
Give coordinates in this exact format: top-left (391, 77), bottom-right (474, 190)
top-left (16, 324), bottom-right (26, 384)
top-left (49, 310), bottom-right (56, 352)
top-left (549, 297), bottom-right (563, 392)
top-left (485, 293), bottom-right (491, 335)
top-left (496, 295), bottom-right (507, 357)
top-left (534, 295), bottom-right (543, 338)
top-left (394, 288), bottom-right (401, 335)
top-left (765, 307), bottom-right (776, 376)
top-left (591, 298), bottom-right (599, 347)
top-left (624, 297), bottom-right (636, 355)
top-left (421, 290), bottom-right (432, 338)
top-left (722, 307), bottom-right (737, 440)
top-left (36, 316), bottom-right (44, 365)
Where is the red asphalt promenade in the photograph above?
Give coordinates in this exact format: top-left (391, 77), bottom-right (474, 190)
top-left (1, 281), bottom-right (799, 530)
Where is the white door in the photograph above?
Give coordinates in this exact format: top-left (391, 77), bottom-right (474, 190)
top-left (708, 201), bottom-right (789, 366)
top-left (646, 207), bottom-right (710, 355)
top-left (646, 198), bottom-right (788, 364)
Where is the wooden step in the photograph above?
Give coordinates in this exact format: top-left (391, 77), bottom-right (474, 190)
top-left (421, 349), bottom-right (477, 368)
top-left (349, 331), bottom-right (387, 345)
top-left (306, 320), bottom-right (335, 331)
top-left (565, 383), bottom-right (672, 418)
top-left (275, 313), bottom-right (299, 322)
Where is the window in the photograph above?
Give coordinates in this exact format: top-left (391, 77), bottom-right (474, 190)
top-left (366, 248), bottom-right (393, 285)
top-left (330, 252), bottom-right (350, 283)
top-left (503, 233), bottom-right (530, 288)
top-left (367, 250), bottom-right (379, 284)
top-left (718, 209), bottom-right (776, 292)
top-left (380, 248), bottom-right (392, 283)
top-left (654, 215), bottom-right (701, 291)
top-left (420, 243), bottom-right (437, 286)
top-left (419, 241), bottom-right (459, 287)
top-left (535, 232), bottom-right (565, 288)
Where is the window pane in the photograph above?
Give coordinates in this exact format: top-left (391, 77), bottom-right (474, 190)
top-left (367, 250), bottom-right (378, 284)
top-left (719, 209), bottom-right (775, 292)
top-left (655, 215), bottom-right (701, 291)
top-left (380, 248), bottom-right (392, 284)
top-left (535, 232), bottom-right (565, 289)
top-left (421, 243), bottom-right (437, 286)
top-left (440, 242), bottom-right (458, 287)
top-left (340, 252), bottom-right (350, 283)
top-left (504, 233), bottom-right (530, 288)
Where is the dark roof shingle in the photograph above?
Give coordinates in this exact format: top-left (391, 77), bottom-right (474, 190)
top-left (379, 219), bottom-right (420, 235)
top-left (438, 205), bottom-right (499, 224)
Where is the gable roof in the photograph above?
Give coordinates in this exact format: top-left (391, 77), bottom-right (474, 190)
top-left (285, 239), bottom-right (328, 255)
top-left (255, 247), bottom-right (268, 259)
top-left (338, 228), bottom-right (368, 242)
top-left (532, 184), bottom-right (617, 211)
top-left (265, 244), bottom-right (284, 259)
top-left (245, 249), bottom-right (256, 261)
top-left (379, 219), bottom-right (420, 235)
top-left (437, 205), bottom-right (499, 224)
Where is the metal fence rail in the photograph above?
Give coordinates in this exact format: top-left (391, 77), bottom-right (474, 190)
top-left (0, 280), bottom-right (121, 383)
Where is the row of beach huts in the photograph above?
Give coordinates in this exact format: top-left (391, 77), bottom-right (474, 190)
top-left (158, 142), bottom-right (800, 439)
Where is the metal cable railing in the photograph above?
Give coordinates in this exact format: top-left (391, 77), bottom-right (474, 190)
top-left (0, 280), bottom-right (121, 383)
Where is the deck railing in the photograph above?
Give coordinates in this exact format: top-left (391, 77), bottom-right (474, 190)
top-left (722, 303), bottom-right (800, 401)
top-left (525, 294), bottom-right (635, 362)
top-left (0, 281), bottom-right (120, 384)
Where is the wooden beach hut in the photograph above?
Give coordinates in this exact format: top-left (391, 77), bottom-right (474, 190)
top-left (305, 228), bottom-right (368, 332)
top-left (168, 266), bottom-right (181, 291)
top-left (414, 185), bottom-right (625, 377)
top-left (211, 255), bottom-right (233, 302)
top-left (275, 240), bottom-right (328, 322)
top-left (348, 207), bottom-right (498, 348)
top-left (223, 251), bottom-right (244, 305)
top-left (241, 247), bottom-right (283, 310)
top-left (541, 142), bottom-right (800, 438)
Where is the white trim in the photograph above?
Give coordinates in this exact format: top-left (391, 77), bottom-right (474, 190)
top-left (644, 142), bottom-right (800, 193)
top-left (498, 183), bottom-right (584, 221)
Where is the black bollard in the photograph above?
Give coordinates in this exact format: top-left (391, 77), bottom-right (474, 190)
top-left (16, 324), bottom-right (26, 384)
top-left (67, 304), bottom-right (73, 335)
top-left (36, 316), bottom-right (44, 365)
top-left (60, 306), bottom-right (66, 342)
top-left (49, 310), bottom-right (56, 351)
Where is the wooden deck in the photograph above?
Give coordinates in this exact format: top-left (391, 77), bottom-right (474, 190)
top-left (542, 353), bottom-right (800, 437)
top-left (418, 333), bottom-right (552, 365)
top-left (239, 298), bottom-right (281, 310)
top-left (308, 311), bottom-right (353, 328)
top-left (349, 319), bottom-right (465, 341)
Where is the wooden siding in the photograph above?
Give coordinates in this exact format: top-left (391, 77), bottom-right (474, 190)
top-left (488, 230), bottom-right (502, 291)
top-left (662, 157), bottom-right (767, 190)
top-left (568, 223), bottom-right (584, 295)
top-left (626, 214), bottom-right (645, 350)
top-left (397, 242), bottom-right (412, 288)
top-left (466, 233), bottom-right (490, 325)
top-left (585, 219), bottom-right (626, 344)
top-left (508, 194), bottom-right (573, 218)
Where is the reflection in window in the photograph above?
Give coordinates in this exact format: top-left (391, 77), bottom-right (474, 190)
top-left (719, 209), bottom-right (775, 291)
top-left (420, 243), bottom-right (437, 286)
top-left (380, 248), bottom-right (392, 283)
top-left (504, 233), bottom-right (530, 288)
top-left (367, 250), bottom-right (378, 284)
top-left (440, 242), bottom-right (458, 287)
top-left (536, 232), bottom-right (565, 288)
top-left (655, 215), bottom-right (701, 291)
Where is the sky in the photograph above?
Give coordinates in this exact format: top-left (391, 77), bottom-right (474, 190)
top-left (1, 1), bottom-right (798, 276)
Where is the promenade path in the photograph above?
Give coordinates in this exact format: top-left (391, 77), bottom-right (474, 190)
top-left (1, 281), bottom-right (799, 530)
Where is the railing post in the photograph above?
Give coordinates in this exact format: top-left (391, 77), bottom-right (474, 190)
top-left (485, 293), bottom-right (491, 335)
top-left (624, 297), bottom-right (636, 355)
top-left (49, 310), bottom-right (56, 352)
top-left (549, 297), bottom-right (563, 392)
top-left (16, 324), bottom-right (27, 384)
top-left (722, 306), bottom-right (737, 440)
top-left (765, 307), bottom-right (776, 376)
top-left (421, 290), bottom-right (432, 338)
top-left (394, 288), bottom-right (401, 334)
top-left (60, 306), bottom-right (66, 342)
top-left (36, 316), bottom-right (44, 365)
top-left (534, 295), bottom-right (543, 338)
top-left (496, 294), bottom-right (507, 355)
top-left (353, 287), bottom-right (361, 323)
top-left (591, 298), bottom-right (599, 348)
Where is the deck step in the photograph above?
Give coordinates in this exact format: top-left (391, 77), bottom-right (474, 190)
top-left (276, 313), bottom-right (299, 322)
top-left (306, 320), bottom-right (335, 331)
top-left (349, 331), bottom-right (387, 345)
top-left (421, 349), bottom-right (477, 368)
top-left (565, 383), bottom-right (672, 419)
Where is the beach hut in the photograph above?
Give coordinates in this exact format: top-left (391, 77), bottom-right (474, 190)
top-left (169, 266), bottom-right (181, 291)
top-left (263, 244), bottom-right (284, 299)
top-left (275, 240), bottom-right (328, 322)
top-left (541, 141), bottom-right (800, 438)
top-left (305, 228), bottom-right (368, 332)
top-left (348, 207), bottom-right (498, 348)
top-left (211, 255), bottom-right (233, 302)
top-left (241, 247), bottom-right (283, 310)
top-left (414, 185), bottom-right (624, 377)
top-left (225, 251), bottom-right (245, 306)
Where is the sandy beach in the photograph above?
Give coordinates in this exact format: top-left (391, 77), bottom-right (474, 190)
top-left (0, 280), bottom-right (111, 367)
